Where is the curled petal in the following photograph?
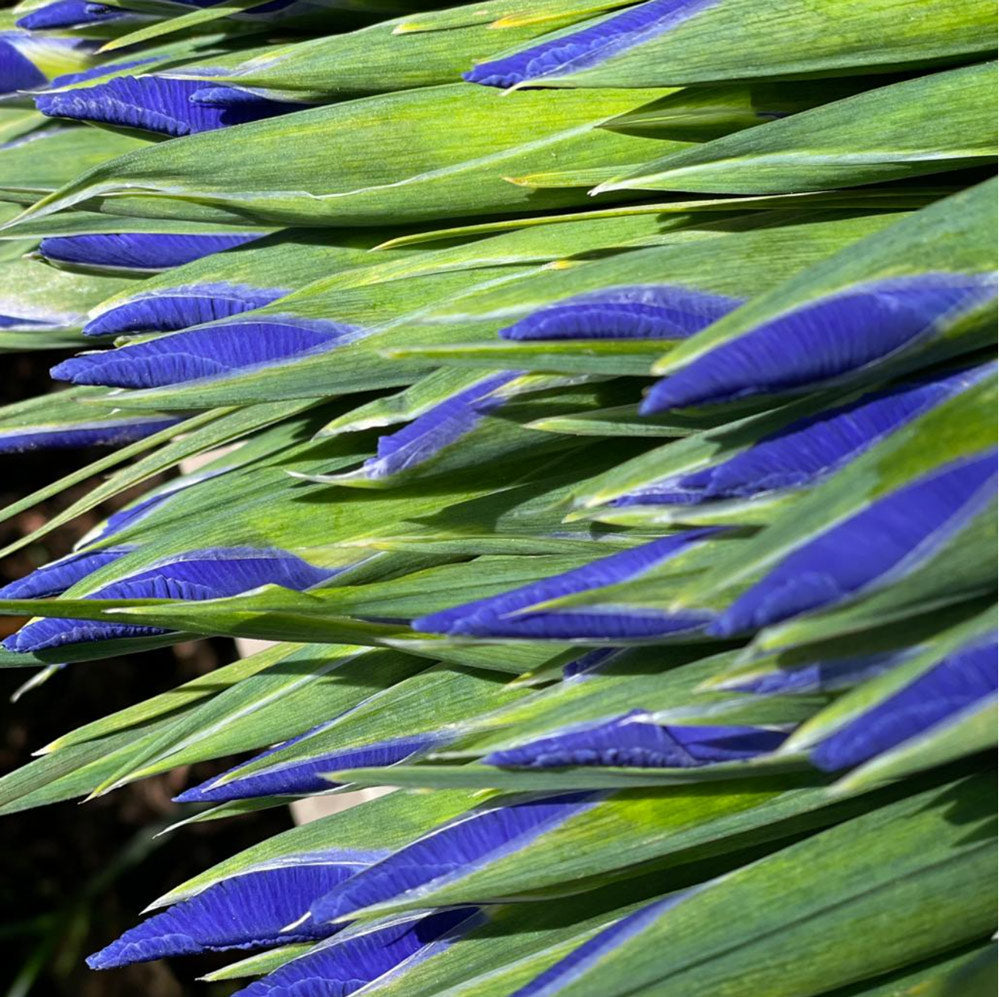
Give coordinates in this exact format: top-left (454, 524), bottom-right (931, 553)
top-left (50, 57), bottom-right (159, 89)
top-left (499, 285), bottom-right (740, 341)
top-left (465, 0), bottom-right (718, 88)
top-left (362, 372), bottom-right (519, 479)
top-left (710, 452), bottom-right (998, 637)
top-left (87, 863), bottom-right (359, 969)
top-left (0, 547), bottom-right (132, 599)
top-left (17, 0), bottom-right (127, 31)
top-left (3, 547), bottom-right (338, 652)
top-left (39, 233), bottom-right (264, 272)
top-left (812, 637), bottom-right (998, 771)
top-left (309, 794), bottom-right (599, 923)
top-left (414, 532), bottom-right (717, 640)
top-left (36, 75), bottom-right (302, 137)
top-left (233, 908), bottom-right (481, 997)
top-left (618, 366), bottom-right (988, 506)
top-left (0, 415), bottom-right (181, 453)
top-left (84, 284), bottom-right (288, 337)
top-left (642, 272), bottom-right (998, 412)
top-left (51, 319), bottom-right (360, 389)
top-left (731, 649), bottom-right (907, 696)
top-left (175, 732), bottom-right (443, 803)
top-left (484, 712), bottom-right (786, 768)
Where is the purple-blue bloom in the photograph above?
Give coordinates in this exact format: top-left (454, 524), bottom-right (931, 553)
top-left (710, 452), bottom-right (998, 637)
top-left (414, 532), bottom-right (717, 640)
top-left (87, 471), bottom-right (226, 544)
top-left (465, 0), bottom-right (718, 88)
top-left (730, 649), bottom-right (908, 696)
top-left (617, 367), bottom-right (987, 506)
top-left (1, 33), bottom-right (50, 92)
top-left (175, 732), bottom-right (443, 804)
top-left (35, 75), bottom-right (304, 137)
top-left (39, 233), bottom-right (265, 272)
top-left (232, 908), bottom-right (482, 997)
top-left (17, 0), bottom-right (127, 31)
top-left (642, 272), bottom-right (999, 413)
top-left (0, 546), bottom-right (131, 600)
top-left (810, 637), bottom-right (998, 771)
top-left (87, 863), bottom-right (362, 969)
top-left (484, 712), bottom-right (787, 768)
top-left (3, 547), bottom-right (338, 653)
top-left (0, 415), bottom-right (181, 454)
top-left (308, 793), bottom-right (599, 924)
top-left (512, 893), bottom-right (691, 997)
top-left (362, 372), bottom-right (519, 479)
top-left (84, 284), bottom-right (289, 337)
top-left (51, 318), bottom-right (361, 389)
top-left (562, 648), bottom-right (621, 679)
top-left (498, 285), bottom-right (741, 342)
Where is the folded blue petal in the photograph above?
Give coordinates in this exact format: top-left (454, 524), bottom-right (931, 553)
top-left (17, 0), bottom-right (126, 31)
top-left (618, 366), bottom-right (987, 506)
top-left (233, 908), bottom-right (481, 997)
top-left (309, 793), bottom-right (599, 923)
top-left (642, 272), bottom-right (998, 412)
top-left (36, 75), bottom-right (302, 136)
top-left (85, 284), bottom-right (288, 337)
top-left (731, 649), bottom-right (907, 696)
top-left (498, 285), bottom-right (741, 341)
top-left (51, 319), bottom-right (359, 389)
top-left (175, 732), bottom-right (443, 803)
top-left (0, 547), bottom-right (132, 599)
top-left (512, 893), bottom-right (689, 997)
top-left (465, 0), bottom-right (718, 88)
top-left (414, 532), bottom-right (717, 640)
top-left (811, 637), bottom-right (999, 771)
top-left (40, 233), bottom-right (264, 272)
top-left (710, 452), bottom-right (998, 637)
top-left (362, 372), bottom-right (519, 479)
top-left (0, 34), bottom-right (49, 93)
top-left (87, 863), bottom-right (359, 969)
top-left (484, 711), bottom-right (786, 768)
top-left (3, 547), bottom-right (338, 652)
top-left (0, 416), bottom-right (181, 454)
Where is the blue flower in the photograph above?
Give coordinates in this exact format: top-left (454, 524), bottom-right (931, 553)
top-left (1, 32), bottom-right (57, 93)
top-left (414, 532), bottom-right (717, 640)
top-left (36, 75), bottom-right (305, 137)
top-left (86, 471), bottom-right (226, 544)
top-left (84, 283), bottom-right (289, 337)
top-left (308, 794), bottom-right (599, 924)
top-left (49, 57), bottom-right (159, 89)
top-left (642, 271), bottom-right (998, 412)
top-left (710, 452), bottom-right (998, 637)
top-left (617, 366), bottom-right (988, 506)
top-left (512, 893), bottom-right (691, 997)
top-left (0, 415), bottom-right (181, 454)
top-left (361, 372), bottom-right (519, 479)
top-left (728, 649), bottom-right (909, 696)
top-left (0, 547), bottom-right (132, 599)
top-left (498, 285), bottom-right (741, 341)
top-left (175, 731), bottom-right (443, 804)
top-left (87, 862), bottom-right (366, 969)
top-left (50, 318), bottom-right (361, 389)
top-left (232, 908), bottom-right (482, 997)
top-left (484, 712), bottom-right (787, 768)
top-left (465, 0), bottom-right (719, 88)
top-left (17, 0), bottom-right (128, 31)
top-left (39, 232), bottom-right (265, 272)
top-left (3, 547), bottom-right (339, 653)
top-left (810, 636), bottom-right (998, 771)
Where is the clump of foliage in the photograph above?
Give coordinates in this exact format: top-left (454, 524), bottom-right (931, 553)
top-left (0, 0), bottom-right (997, 993)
